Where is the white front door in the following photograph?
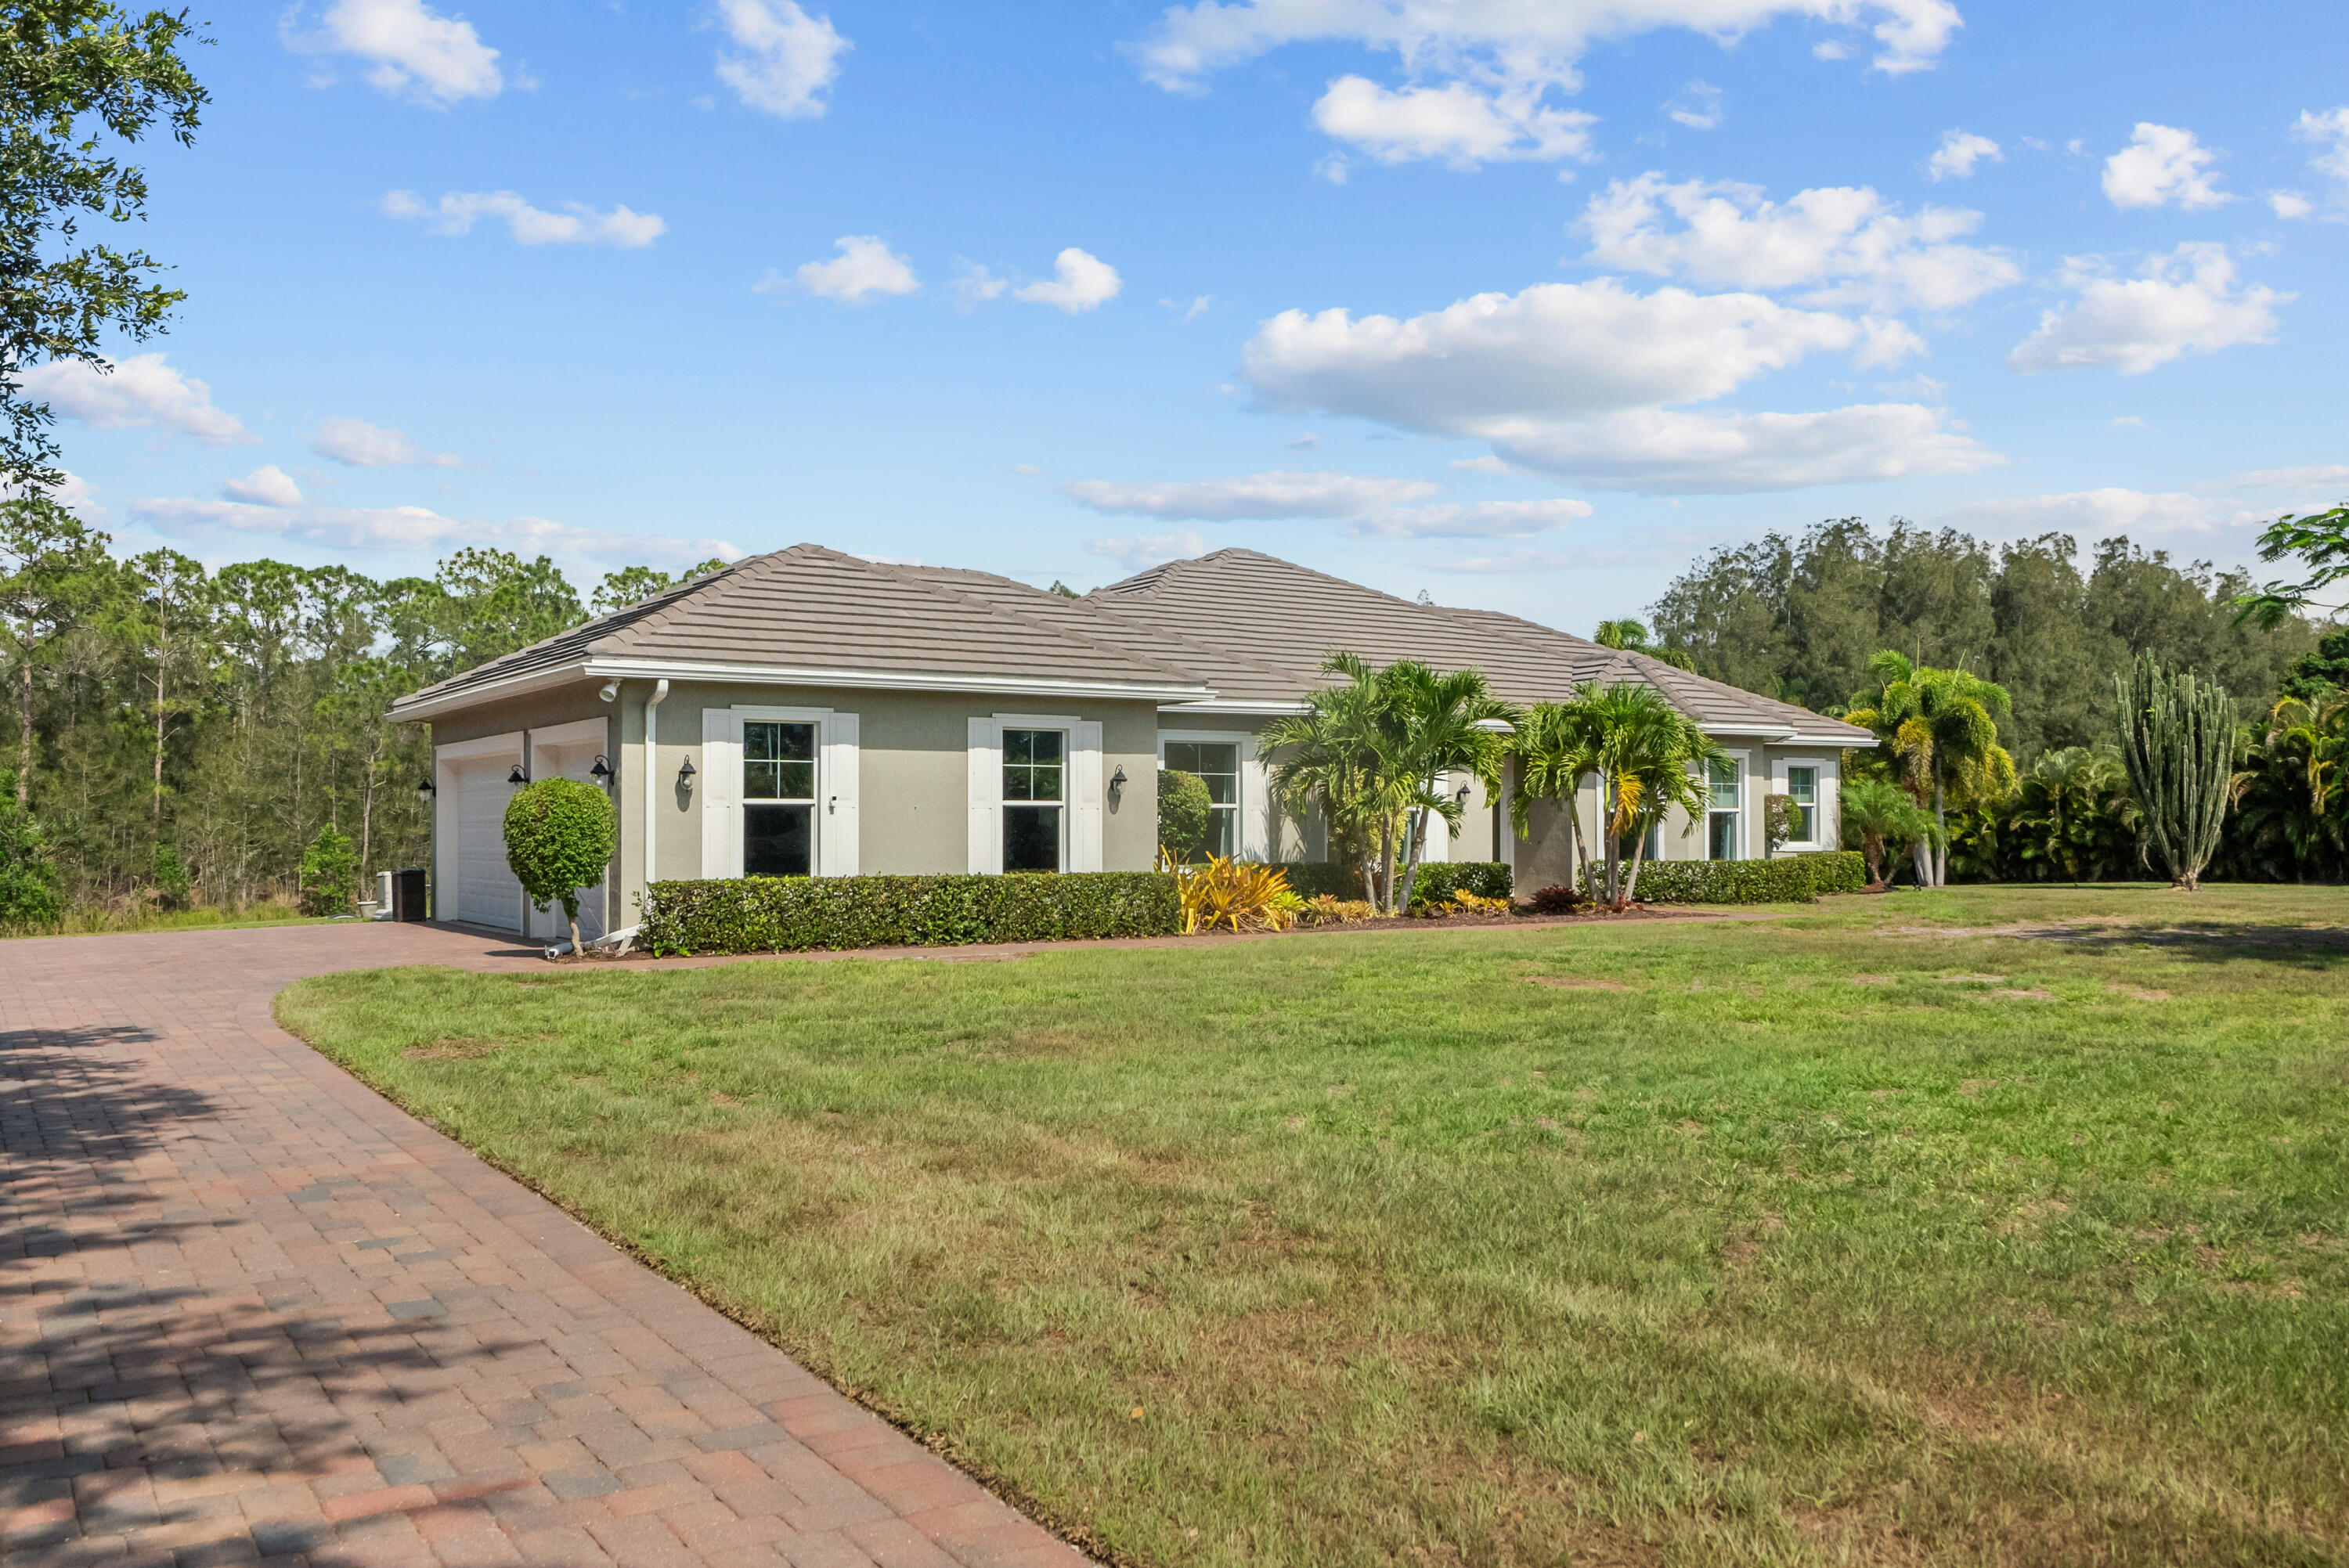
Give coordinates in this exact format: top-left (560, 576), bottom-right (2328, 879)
top-left (454, 758), bottom-right (524, 931)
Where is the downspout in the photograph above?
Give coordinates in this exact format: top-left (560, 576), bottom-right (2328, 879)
top-left (643, 679), bottom-right (669, 897)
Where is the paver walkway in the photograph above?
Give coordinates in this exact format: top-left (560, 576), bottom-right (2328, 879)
top-left (1, 922), bottom-right (1091, 1568)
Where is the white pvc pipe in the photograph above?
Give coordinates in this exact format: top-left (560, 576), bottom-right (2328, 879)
top-left (643, 679), bottom-right (669, 902)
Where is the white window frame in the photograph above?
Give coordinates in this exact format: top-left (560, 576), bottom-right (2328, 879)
top-left (1157, 730), bottom-right (1266, 861)
top-left (1703, 748), bottom-right (1749, 862)
top-left (702, 705), bottom-right (861, 878)
top-left (1773, 755), bottom-right (1830, 852)
top-left (969, 714), bottom-right (1102, 874)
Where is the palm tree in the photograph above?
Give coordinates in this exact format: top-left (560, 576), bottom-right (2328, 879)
top-left (1513, 682), bottom-right (1716, 909)
top-left (1262, 653), bottom-right (1518, 915)
top-left (1846, 651), bottom-right (2016, 887)
top-left (1838, 776), bottom-right (1937, 888)
top-left (2007, 747), bottom-right (2142, 881)
top-left (1509, 689), bottom-right (1605, 899)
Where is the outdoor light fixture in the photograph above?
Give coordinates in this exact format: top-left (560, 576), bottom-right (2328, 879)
top-left (507, 764), bottom-right (528, 785)
top-left (678, 756), bottom-right (697, 790)
top-left (1456, 784), bottom-right (1473, 804)
top-left (1109, 765), bottom-right (1128, 795)
top-left (598, 680), bottom-right (621, 703)
top-left (417, 776), bottom-right (435, 797)
top-left (590, 754), bottom-right (612, 785)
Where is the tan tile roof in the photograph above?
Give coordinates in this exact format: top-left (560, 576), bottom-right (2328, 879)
top-left (1087, 549), bottom-right (1873, 742)
top-left (395, 542), bottom-right (1871, 744)
top-left (393, 544), bottom-right (1213, 713)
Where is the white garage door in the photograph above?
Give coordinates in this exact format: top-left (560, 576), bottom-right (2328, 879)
top-left (454, 759), bottom-right (524, 930)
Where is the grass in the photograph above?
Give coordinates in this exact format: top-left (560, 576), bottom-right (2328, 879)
top-left (2, 903), bottom-right (333, 939)
top-left (277, 885), bottom-right (2349, 1567)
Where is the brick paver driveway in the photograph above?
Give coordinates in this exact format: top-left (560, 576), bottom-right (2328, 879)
top-left (2, 923), bottom-right (1088, 1568)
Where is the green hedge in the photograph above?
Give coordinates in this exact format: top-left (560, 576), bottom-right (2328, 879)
top-left (1796, 849), bottom-right (1868, 894)
top-left (641, 871), bottom-right (1180, 956)
top-left (1276, 860), bottom-right (1513, 905)
top-left (1584, 856), bottom-right (1819, 906)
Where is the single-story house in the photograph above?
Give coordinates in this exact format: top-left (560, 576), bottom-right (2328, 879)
top-left (389, 544), bottom-right (1873, 938)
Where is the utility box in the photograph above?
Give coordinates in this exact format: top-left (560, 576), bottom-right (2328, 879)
top-left (391, 867), bottom-right (428, 922)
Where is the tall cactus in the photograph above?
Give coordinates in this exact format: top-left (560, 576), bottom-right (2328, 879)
top-left (2113, 651), bottom-right (2235, 891)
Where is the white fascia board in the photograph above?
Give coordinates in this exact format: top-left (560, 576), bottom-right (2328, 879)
top-left (1158, 698), bottom-right (1309, 716)
top-left (1785, 732), bottom-right (1878, 748)
top-left (393, 658), bottom-right (1213, 723)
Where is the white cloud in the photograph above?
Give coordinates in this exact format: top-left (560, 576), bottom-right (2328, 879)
top-left (789, 236), bottom-right (919, 301)
top-left (1812, 39), bottom-right (1851, 59)
top-left (2008, 243), bottom-right (2287, 376)
top-left (1663, 80), bottom-right (1722, 131)
top-left (220, 466), bottom-right (305, 507)
top-left (1063, 469), bottom-right (1439, 521)
top-left (311, 416), bottom-right (460, 468)
top-left (1485, 403), bottom-right (1997, 494)
top-left (2291, 107), bottom-right (2349, 211)
top-left (130, 496), bottom-right (742, 564)
top-left (2109, 415), bottom-right (2149, 430)
top-left (7, 470), bottom-right (110, 524)
top-left (1084, 530), bottom-right (1209, 571)
top-left (381, 189), bottom-right (666, 247)
top-left (952, 262), bottom-right (1009, 302)
top-left (292, 0), bottom-right (502, 106)
top-left (1578, 172), bottom-right (2022, 312)
top-left (1247, 279), bottom-right (1870, 430)
top-left (2232, 463), bottom-right (2349, 489)
top-left (1014, 248), bottom-right (1122, 312)
top-left (1450, 454), bottom-right (1514, 473)
top-left (2102, 123), bottom-right (2229, 210)
top-left (1311, 76), bottom-right (1594, 167)
top-left (2269, 190), bottom-right (2315, 219)
top-left (1925, 128), bottom-right (2000, 181)
top-left (715, 0), bottom-right (849, 119)
top-left (1937, 488), bottom-right (2257, 536)
top-left (20, 354), bottom-right (253, 445)
top-left (1132, 0), bottom-right (1962, 91)
top-left (1239, 277), bottom-right (1987, 492)
top-left (1348, 498), bottom-right (1591, 537)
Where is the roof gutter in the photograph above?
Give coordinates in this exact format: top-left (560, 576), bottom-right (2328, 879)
top-left (392, 657), bottom-right (1214, 722)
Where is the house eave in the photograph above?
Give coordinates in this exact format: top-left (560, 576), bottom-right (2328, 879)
top-left (391, 657), bottom-right (1214, 722)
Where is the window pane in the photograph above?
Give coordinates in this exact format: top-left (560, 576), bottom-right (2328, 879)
top-left (745, 723), bottom-right (815, 801)
top-left (1165, 741), bottom-right (1239, 805)
top-left (1003, 729), bottom-right (1063, 803)
top-left (1787, 766), bottom-right (1817, 839)
top-left (1004, 805), bottom-right (1061, 871)
top-left (1709, 756), bottom-right (1738, 808)
top-left (745, 803), bottom-right (811, 877)
top-left (1709, 810), bottom-right (1737, 860)
top-left (1206, 806), bottom-right (1235, 858)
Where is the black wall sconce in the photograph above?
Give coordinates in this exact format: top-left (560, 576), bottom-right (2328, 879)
top-left (1455, 784), bottom-right (1473, 805)
top-left (590, 754), bottom-right (612, 786)
top-left (677, 756), bottom-right (697, 791)
top-left (416, 776), bottom-right (435, 798)
top-left (1109, 765), bottom-right (1128, 797)
top-left (507, 764), bottom-right (529, 785)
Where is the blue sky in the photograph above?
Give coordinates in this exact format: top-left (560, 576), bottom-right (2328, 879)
top-left (41, 0), bottom-right (2349, 631)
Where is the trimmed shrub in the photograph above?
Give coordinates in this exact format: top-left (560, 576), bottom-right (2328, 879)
top-left (1265, 859), bottom-right (1514, 906)
top-left (1157, 769), bottom-right (1213, 861)
top-left (504, 777), bottom-right (618, 950)
top-left (1795, 849), bottom-right (1868, 894)
top-left (1583, 856), bottom-right (1820, 906)
top-left (642, 871), bottom-right (1180, 956)
top-left (1525, 884), bottom-right (1580, 914)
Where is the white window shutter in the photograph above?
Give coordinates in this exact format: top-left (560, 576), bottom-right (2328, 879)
top-left (821, 713), bottom-right (860, 878)
top-left (967, 717), bottom-right (1001, 874)
top-left (701, 708), bottom-right (744, 878)
top-left (1070, 721), bottom-right (1104, 872)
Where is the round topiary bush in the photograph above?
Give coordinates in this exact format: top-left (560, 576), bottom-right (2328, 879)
top-left (1157, 767), bottom-right (1213, 863)
top-left (504, 777), bottom-right (618, 953)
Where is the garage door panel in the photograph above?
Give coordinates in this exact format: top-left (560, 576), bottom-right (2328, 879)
top-left (456, 759), bottom-right (522, 930)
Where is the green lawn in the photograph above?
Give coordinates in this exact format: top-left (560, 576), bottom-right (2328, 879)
top-left (278, 885), bottom-right (2349, 1567)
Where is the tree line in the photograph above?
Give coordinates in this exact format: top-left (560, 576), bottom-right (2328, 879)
top-left (0, 491), bottom-right (720, 919)
top-left (1647, 517), bottom-right (2347, 882)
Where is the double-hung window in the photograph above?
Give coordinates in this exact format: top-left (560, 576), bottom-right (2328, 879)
top-left (1785, 765), bottom-right (1819, 845)
top-left (1002, 729), bottom-right (1064, 871)
top-left (744, 721), bottom-right (816, 877)
top-left (1161, 740), bottom-right (1239, 858)
top-left (1707, 755), bottom-right (1741, 860)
